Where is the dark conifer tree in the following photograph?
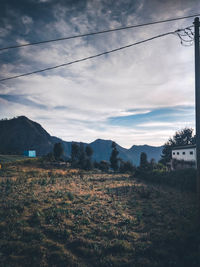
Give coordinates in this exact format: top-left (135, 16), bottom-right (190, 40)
top-left (53, 142), bottom-right (64, 161)
top-left (85, 145), bottom-right (93, 170)
top-left (78, 143), bottom-right (86, 169)
top-left (140, 152), bottom-right (148, 169)
top-left (71, 143), bottom-right (80, 167)
top-left (110, 141), bottom-right (119, 172)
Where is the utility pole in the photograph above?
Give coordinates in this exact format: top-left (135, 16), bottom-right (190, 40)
top-left (194, 17), bottom-right (200, 220)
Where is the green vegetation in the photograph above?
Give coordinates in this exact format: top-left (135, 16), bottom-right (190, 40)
top-left (110, 141), bottom-right (119, 172)
top-left (53, 142), bottom-right (64, 161)
top-left (136, 151), bottom-right (196, 192)
top-left (139, 152), bottom-right (148, 169)
top-left (136, 168), bottom-right (196, 192)
top-left (0, 161), bottom-right (199, 266)
top-left (0, 154), bottom-right (26, 163)
top-left (161, 127), bottom-right (196, 164)
top-left (71, 143), bottom-right (94, 170)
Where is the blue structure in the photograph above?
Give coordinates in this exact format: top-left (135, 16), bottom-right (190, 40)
top-left (24, 150), bottom-right (36, 157)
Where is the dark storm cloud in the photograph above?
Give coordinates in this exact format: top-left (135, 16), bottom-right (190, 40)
top-left (1, 0), bottom-right (199, 39)
top-left (0, 0), bottom-right (198, 55)
top-left (0, 0), bottom-right (160, 75)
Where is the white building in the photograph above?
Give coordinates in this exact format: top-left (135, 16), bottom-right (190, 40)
top-left (171, 145), bottom-right (196, 162)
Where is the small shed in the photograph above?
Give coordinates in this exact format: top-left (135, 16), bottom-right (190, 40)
top-left (170, 145), bottom-right (196, 170)
top-left (24, 150), bottom-right (36, 157)
top-left (172, 145), bottom-right (196, 162)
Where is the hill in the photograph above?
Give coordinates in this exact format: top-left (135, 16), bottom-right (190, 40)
top-left (0, 116), bottom-right (53, 155)
top-left (0, 116), bottom-right (163, 164)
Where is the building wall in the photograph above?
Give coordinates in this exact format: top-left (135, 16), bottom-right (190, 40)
top-left (24, 150), bottom-right (36, 157)
top-left (28, 150), bottom-right (36, 157)
top-left (172, 148), bottom-right (196, 161)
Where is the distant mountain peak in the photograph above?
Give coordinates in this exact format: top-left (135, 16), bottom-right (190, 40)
top-left (0, 116), bottom-right (163, 165)
top-left (11, 116), bottom-right (29, 121)
top-left (93, 138), bottom-right (112, 143)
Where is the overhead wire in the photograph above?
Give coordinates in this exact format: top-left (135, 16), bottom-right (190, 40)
top-left (0, 30), bottom-right (179, 82)
top-left (0, 13), bottom-right (199, 51)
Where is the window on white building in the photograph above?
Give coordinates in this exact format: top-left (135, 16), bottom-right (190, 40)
top-left (177, 152), bottom-right (179, 155)
top-left (190, 151), bottom-right (193, 155)
top-left (182, 152), bottom-right (185, 155)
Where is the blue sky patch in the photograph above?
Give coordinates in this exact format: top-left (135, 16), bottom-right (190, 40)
top-left (107, 106), bottom-right (195, 128)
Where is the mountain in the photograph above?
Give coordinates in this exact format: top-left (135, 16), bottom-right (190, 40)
top-left (88, 140), bottom-right (162, 165)
top-left (129, 145), bottom-right (163, 165)
top-left (0, 116), bottom-right (163, 165)
top-left (0, 116), bottom-right (54, 155)
top-left (89, 139), bottom-right (131, 162)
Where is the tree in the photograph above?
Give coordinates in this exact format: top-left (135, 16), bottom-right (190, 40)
top-left (71, 143), bottom-right (80, 167)
top-left (53, 142), bottom-right (64, 161)
top-left (85, 145), bottom-right (93, 158)
top-left (140, 152), bottom-right (148, 169)
top-left (119, 160), bottom-right (135, 173)
top-left (78, 143), bottom-right (86, 169)
top-left (45, 152), bottom-right (54, 161)
top-left (172, 128), bottom-right (195, 146)
top-left (85, 145), bottom-right (93, 170)
top-left (99, 160), bottom-right (110, 172)
top-left (71, 143), bottom-right (93, 170)
top-left (161, 128), bottom-right (195, 164)
top-left (110, 141), bottom-right (119, 172)
top-left (149, 158), bottom-right (156, 170)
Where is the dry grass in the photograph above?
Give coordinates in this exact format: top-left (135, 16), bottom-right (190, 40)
top-left (0, 163), bottom-right (199, 267)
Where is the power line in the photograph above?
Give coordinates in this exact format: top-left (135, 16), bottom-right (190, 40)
top-left (0, 31), bottom-right (177, 82)
top-left (0, 13), bottom-right (199, 51)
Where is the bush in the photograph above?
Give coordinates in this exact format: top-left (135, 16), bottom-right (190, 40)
top-left (119, 160), bottom-right (135, 173)
top-left (136, 168), bottom-right (196, 192)
top-left (172, 159), bottom-right (196, 170)
top-left (98, 161), bottom-right (110, 172)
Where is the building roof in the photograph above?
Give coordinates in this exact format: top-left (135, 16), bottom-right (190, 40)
top-left (172, 144), bottom-right (196, 151)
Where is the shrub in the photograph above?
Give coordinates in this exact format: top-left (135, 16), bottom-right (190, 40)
top-left (136, 168), bottom-right (196, 192)
top-left (119, 160), bottom-right (135, 173)
top-left (98, 161), bottom-right (110, 172)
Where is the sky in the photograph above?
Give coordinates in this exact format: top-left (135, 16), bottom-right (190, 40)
top-left (0, 0), bottom-right (199, 148)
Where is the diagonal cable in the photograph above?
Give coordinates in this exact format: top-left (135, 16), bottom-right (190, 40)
top-left (0, 31), bottom-right (175, 82)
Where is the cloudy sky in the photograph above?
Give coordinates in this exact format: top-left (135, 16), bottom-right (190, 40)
top-left (0, 0), bottom-right (199, 148)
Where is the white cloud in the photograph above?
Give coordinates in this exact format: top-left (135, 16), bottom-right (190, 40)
top-left (39, 0), bottom-right (51, 3)
top-left (1, 0), bottom-right (199, 146)
top-left (138, 122), bottom-right (173, 127)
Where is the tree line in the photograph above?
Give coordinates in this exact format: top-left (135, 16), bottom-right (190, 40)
top-left (48, 141), bottom-right (135, 173)
top-left (48, 127), bottom-right (195, 172)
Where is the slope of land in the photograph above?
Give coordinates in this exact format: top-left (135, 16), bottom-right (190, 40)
top-left (0, 162), bottom-right (199, 266)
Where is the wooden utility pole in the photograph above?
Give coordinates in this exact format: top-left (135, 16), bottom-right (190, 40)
top-left (194, 17), bottom-right (200, 219)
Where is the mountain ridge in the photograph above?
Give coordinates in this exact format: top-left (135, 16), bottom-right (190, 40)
top-left (0, 116), bottom-right (163, 165)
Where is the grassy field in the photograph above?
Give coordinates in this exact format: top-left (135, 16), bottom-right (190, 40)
top-left (0, 162), bottom-right (199, 267)
top-left (0, 154), bottom-right (28, 163)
